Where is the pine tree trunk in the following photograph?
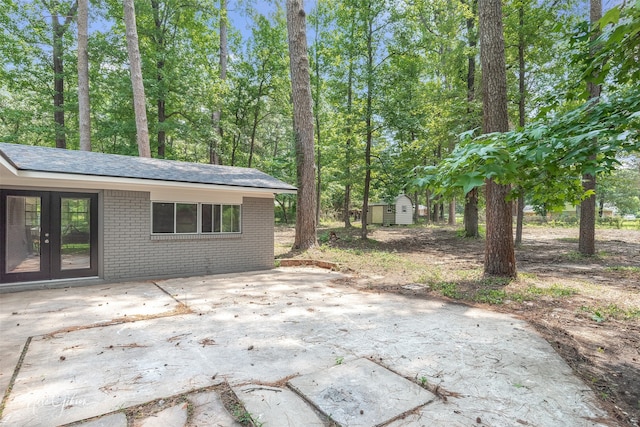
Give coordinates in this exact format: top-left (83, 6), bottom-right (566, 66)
top-left (479, 0), bottom-right (516, 277)
top-left (361, 13), bottom-right (374, 240)
top-left (151, 0), bottom-right (166, 158)
top-left (463, 0), bottom-right (479, 237)
top-left (343, 58), bottom-right (354, 228)
top-left (123, 0), bottom-right (151, 158)
top-left (579, 0), bottom-right (602, 256)
top-left (314, 8), bottom-right (322, 226)
top-left (211, 0), bottom-right (227, 165)
top-left (77, 0), bottom-right (91, 151)
top-left (514, 4), bottom-right (525, 245)
top-left (286, 0), bottom-right (317, 250)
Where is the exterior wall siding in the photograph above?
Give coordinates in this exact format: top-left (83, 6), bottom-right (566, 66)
top-left (394, 195), bottom-right (414, 225)
top-left (103, 190), bottom-right (274, 280)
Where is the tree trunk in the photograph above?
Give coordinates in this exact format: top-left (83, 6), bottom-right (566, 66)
top-left (516, 191), bottom-right (525, 245)
top-left (314, 6), bottom-right (322, 226)
top-left (151, 0), bottom-right (166, 158)
top-left (211, 0), bottom-right (227, 165)
top-left (464, 188), bottom-right (479, 237)
top-left (414, 191), bottom-right (420, 223)
top-left (479, 0), bottom-right (516, 277)
top-left (448, 198), bottom-right (456, 225)
top-left (343, 58), bottom-right (354, 228)
top-left (276, 197), bottom-right (289, 224)
top-left (248, 80), bottom-right (264, 168)
top-left (286, 0), bottom-right (317, 250)
top-left (49, 1), bottom-right (78, 149)
top-left (123, 0), bottom-right (151, 158)
top-left (361, 14), bottom-right (374, 240)
top-left (514, 4), bottom-right (526, 245)
top-left (463, 0), bottom-right (479, 237)
top-left (579, 0), bottom-right (602, 256)
top-left (77, 0), bottom-right (91, 151)
top-left (598, 199), bottom-right (604, 218)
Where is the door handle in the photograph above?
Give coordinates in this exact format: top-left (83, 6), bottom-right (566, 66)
top-left (44, 239), bottom-right (49, 244)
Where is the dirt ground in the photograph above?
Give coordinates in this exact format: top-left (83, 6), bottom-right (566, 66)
top-left (275, 224), bottom-right (640, 426)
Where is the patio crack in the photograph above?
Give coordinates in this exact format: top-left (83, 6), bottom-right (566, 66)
top-left (0, 336), bottom-right (32, 419)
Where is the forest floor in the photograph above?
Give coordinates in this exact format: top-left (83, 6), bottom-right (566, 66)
top-left (275, 223), bottom-right (640, 426)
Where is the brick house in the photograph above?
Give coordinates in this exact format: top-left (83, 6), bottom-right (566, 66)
top-left (0, 143), bottom-right (296, 290)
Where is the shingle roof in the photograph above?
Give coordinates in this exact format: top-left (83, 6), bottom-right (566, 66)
top-left (0, 143), bottom-right (296, 192)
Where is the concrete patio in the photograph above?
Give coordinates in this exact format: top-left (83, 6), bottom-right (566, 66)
top-left (0, 268), bottom-right (611, 426)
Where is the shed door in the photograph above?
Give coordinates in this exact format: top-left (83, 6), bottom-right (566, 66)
top-left (1, 190), bottom-right (98, 283)
top-left (372, 206), bottom-right (383, 223)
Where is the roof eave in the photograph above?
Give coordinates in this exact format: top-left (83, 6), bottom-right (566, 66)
top-left (5, 169), bottom-right (297, 194)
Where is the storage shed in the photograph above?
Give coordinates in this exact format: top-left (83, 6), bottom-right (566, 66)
top-left (366, 194), bottom-right (414, 226)
top-left (0, 143), bottom-right (296, 289)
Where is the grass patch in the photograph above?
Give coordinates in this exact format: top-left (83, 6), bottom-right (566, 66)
top-left (475, 289), bottom-right (509, 304)
top-left (524, 284), bottom-right (576, 298)
top-left (430, 282), bottom-right (462, 299)
top-left (428, 280), bottom-right (576, 306)
top-left (580, 304), bottom-right (640, 322)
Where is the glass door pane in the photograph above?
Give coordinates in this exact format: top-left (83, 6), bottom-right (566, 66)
top-left (60, 198), bottom-right (91, 270)
top-left (5, 196), bottom-right (42, 273)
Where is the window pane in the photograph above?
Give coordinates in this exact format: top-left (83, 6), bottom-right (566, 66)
top-left (202, 204), bottom-right (213, 233)
top-left (231, 205), bottom-right (240, 232)
top-left (6, 196), bottom-right (41, 273)
top-left (60, 198), bottom-right (91, 270)
top-left (213, 205), bottom-right (221, 232)
top-left (153, 203), bottom-right (174, 233)
top-left (222, 205), bottom-right (241, 233)
top-left (176, 203), bottom-right (197, 233)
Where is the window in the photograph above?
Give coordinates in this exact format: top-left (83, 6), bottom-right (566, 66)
top-left (386, 206), bottom-right (393, 214)
top-left (202, 204), bottom-right (240, 233)
top-left (401, 205), bottom-right (408, 213)
top-left (176, 203), bottom-right (198, 233)
top-left (152, 203), bottom-right (175, 233)
top-left (152, 202), bottom-right (241, 234)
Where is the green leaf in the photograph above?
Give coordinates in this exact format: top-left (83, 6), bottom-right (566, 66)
top-left (456, 173), bottom-right (485, 195)
top-left (600, 7), bottom-right (620, 30)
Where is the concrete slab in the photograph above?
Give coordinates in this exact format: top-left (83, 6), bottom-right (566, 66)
top-left (233, 385), bottom-right (325, 426)
top-left (0, 268), bottom-right (611, 426)
top-left (135, 402), bottom-right (188, 427)
top-left (288, 358), bottom-right (434, 427)
top-left (188, 391), bottom-right (241, 426)
top-left (0, 281), bottom-right (180, 396)
top-left (75, 412), bottom-right (128, 427)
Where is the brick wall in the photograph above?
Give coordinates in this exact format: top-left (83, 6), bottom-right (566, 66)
top-left (103, 190), bottom-right (274, 281)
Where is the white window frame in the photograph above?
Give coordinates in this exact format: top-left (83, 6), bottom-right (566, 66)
top-left (151, 202), bottom-right (242, 235)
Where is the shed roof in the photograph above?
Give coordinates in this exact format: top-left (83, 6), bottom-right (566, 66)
top-left (369, 195), bottom-right (412, 206)
top-left (0, 143), bottom-right (296, 193)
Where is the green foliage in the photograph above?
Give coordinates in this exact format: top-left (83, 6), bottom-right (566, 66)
top-left (415, 2), bottom-right (640, 216)
top-left (580, 304), bottom-right (640, 322)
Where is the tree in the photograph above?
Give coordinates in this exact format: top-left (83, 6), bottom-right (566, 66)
top-left (77, 0), bottom-right (90, 151)
top-left (479, 0), bottom-right (517, 277)
top-left (123, 0), bottom-right (151, 157)
top-left (286, 0), bottom-right (317, 250)
top-left (210, 0), bottom-right (227, 165)
top-left (45, 0), bottom-right (79, 149)
top-left (463, 0), bottom-right (480, 237)
top-left (578, 0), bottom-right (602, 256)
